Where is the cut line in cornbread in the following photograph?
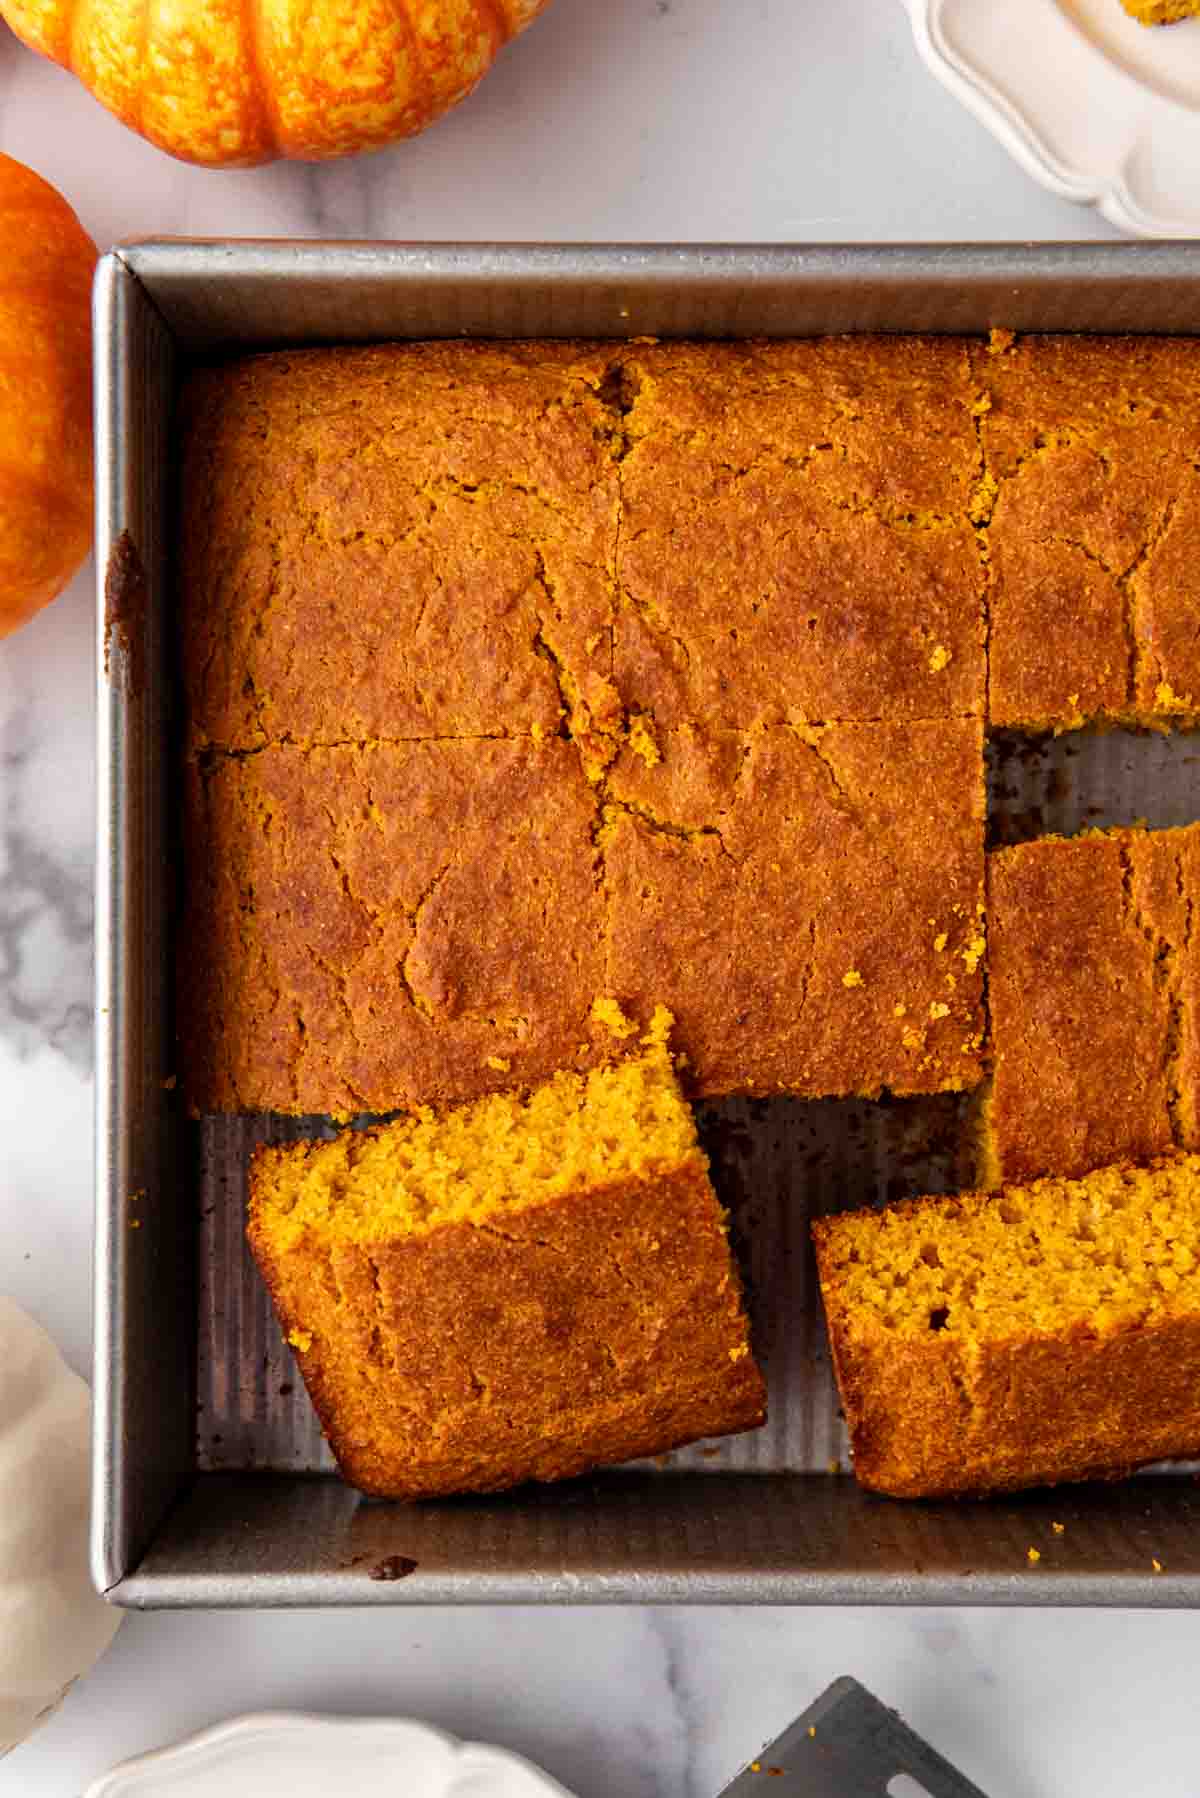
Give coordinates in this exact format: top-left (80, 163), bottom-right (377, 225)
top-left (813, 1154), bottom-right (1200, 1498)
top-left (184, 716), bottom-right (987, 1117)
top-left (248, 1022), bottom-right (766, 1500)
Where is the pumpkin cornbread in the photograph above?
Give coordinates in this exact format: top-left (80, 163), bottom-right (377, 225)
top-left (987, 824), bottom-right (1200, 1186)
top-left (181, 341), bottom-right (622, 757)
top-left (247, 1024), bottom-right (766, 1499)
top-left (612, 338), bottom-right (987, 728)
top-left (602, 717), bottom-right (986, 1099)
top-left (973, 334), bottom-right (1200, 731)
top-left (813, 1154), bottom-right (1200, 1498)
top-left (182, 737), bottom-right (606, 1116)
top-left (179, 333), bottom-right (1200, 1120)
top-left (183, 718), bottom-right (987, 1115)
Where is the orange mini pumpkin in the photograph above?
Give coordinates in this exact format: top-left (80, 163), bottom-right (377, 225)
top-left (0, 153), bottom-right (96, 640)
top-left (0, 0), bottom-right (552, 167)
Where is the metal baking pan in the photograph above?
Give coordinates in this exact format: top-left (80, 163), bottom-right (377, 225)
top-left (94, 241), bottom-right (1200, 1607)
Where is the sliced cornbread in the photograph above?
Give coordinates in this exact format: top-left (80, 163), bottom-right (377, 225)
top-left (987, 824), bottom-right (1200, 1185)
top-left (813, 1155), bottom-right (1200, 1498)
top-left (603, 717), bottom-right (986, 1099)
top-left (248, 1026), bottom-right (766, 1499)
top-left (182, 737), bottom-right (606, 1117)
top-left (180, 342), bottom-right (622, 756)
top-left (973, 334), bottom-right (1200, 731)
top-left (614, 338), bottom-right (986, 728)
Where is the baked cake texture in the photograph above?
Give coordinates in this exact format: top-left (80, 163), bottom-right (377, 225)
top-left (974, 333), bottom-right (1200, 731)
top-left (1121, 0), bottom-right (1200, 21)
top-left (987, 824), bottom-right (1200, 1186)
top-left (603, 718), bottom-right (986, 1099)
top-left (183, 717), bottom-right (986, 1115)
top-left (182, 737), bottom-right (606, 1117)
top-left (181, 339), bottom-right (998, 1116)
top-left (181, 342), bottom-right (623, 761)
top-left (181, 334), bottom-right (1200, 1118)
top-left (247, 1022), bottom-right (766, 1499)
top-left (612, 338), bottom-right (987, 728)
top-left (813, 1153), bottom-right (1200, 1498)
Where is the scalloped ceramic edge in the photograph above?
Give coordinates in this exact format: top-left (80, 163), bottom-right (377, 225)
top-left (83, 1712), bottom-right (579, 1798)
top-left (902, 0), bottom-right (1200, 238)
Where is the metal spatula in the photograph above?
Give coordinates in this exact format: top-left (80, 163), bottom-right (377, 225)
top-left (718, 1676), bottom-right (989, 1798)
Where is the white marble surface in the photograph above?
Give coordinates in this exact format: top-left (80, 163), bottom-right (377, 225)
top-left (3, 2), bottom-right (1200, 1794)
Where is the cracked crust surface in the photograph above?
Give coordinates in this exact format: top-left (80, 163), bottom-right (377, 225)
top-left (614, 338), bottom-right (987, 727)
top-left (988, 824), bottom-right (1200, 1185)
top-left (183, 335), bottom-right (1200, 1117)
top-left (602, 719), bottom-right (986, 1098)
top-left (182, 739), bottom-right (607, 1115)
top-left (247, 1058), bottom-right (765, 1499)
top-left (180, 342), bottom-right (622, 753)
top-left (974, 335), bottom-right (1200, 730)
top-left (813, 1153), bottom-right (1200, 1497)
top-left (184, 718), bottom-right (987, 1112)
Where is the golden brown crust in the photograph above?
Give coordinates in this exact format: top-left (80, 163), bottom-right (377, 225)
top-left (614, 338), bottom-right (987, 728)
top-left (988, 825), bottom-right (1200, 1184)
top-left (184, 715), bottom-right (987, 1113)
top-left (973, 335), bottom-right (1200, 729)
top-left (813, 1169), bottom-right (1200, 1498)
top-left (821, 1300), bottom-right (1200, 1499)
top-left (248, 1153), bottom-right (766, 1499)
top-left (180, 342), bottom-right (623, 754)
top-left (604, 718), bottom-right (986, 1098)
top-left (180, 334), bottom-right (1200, 1118)
top-left (182, 738), bottom-right (606, 1115)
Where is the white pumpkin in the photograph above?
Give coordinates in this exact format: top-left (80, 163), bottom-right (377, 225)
top-left (0, 1297), bottom-right (121, 1756)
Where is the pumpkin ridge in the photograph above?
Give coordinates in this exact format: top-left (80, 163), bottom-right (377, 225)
top-left (387, 0), bottom-right (436, 146)
top-left (241, 0), bottom-right (284, 159)
top-left (474, 0), bottom-right (512, 49)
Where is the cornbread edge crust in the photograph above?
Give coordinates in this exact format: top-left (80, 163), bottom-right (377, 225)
top-left (813, 1155), bottom-right (1200, 1498)
top-left (987, 823), bottom-right (1200, 1185)
top-left (247, 1049), bottom-right (766, 1499)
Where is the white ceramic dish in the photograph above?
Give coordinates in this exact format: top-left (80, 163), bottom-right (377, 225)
top-left (903, 0), bottom-right (1200, 236)
top-left (83, 1713), bottom-right (578, 1798)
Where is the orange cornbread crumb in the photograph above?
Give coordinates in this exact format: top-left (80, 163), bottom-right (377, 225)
top-left (249, 1020), bottom-right (765, 1499)
top-left (814, 1154), bottom-right (1200, 1497)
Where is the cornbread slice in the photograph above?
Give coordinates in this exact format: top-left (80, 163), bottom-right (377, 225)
top-left (987, 824), bottom-right (1200, 1185)
top-left (1122, 0), bottom-right (1200, 21)
top-left (181, 737), bottom-right (606, 1116)
top-left (602, 717), bottom-right (987, 1098)
top-left (813, 1155), bottom-right (1200, 1498)
top-left (180, 342), bottom-right (622, 755)
top-left (973, 334), bottom-right (1200, 731)
top-left (248, 1030), bottom-right (766, 1499)
top-left (614, 339), bottom-right (986, 728)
